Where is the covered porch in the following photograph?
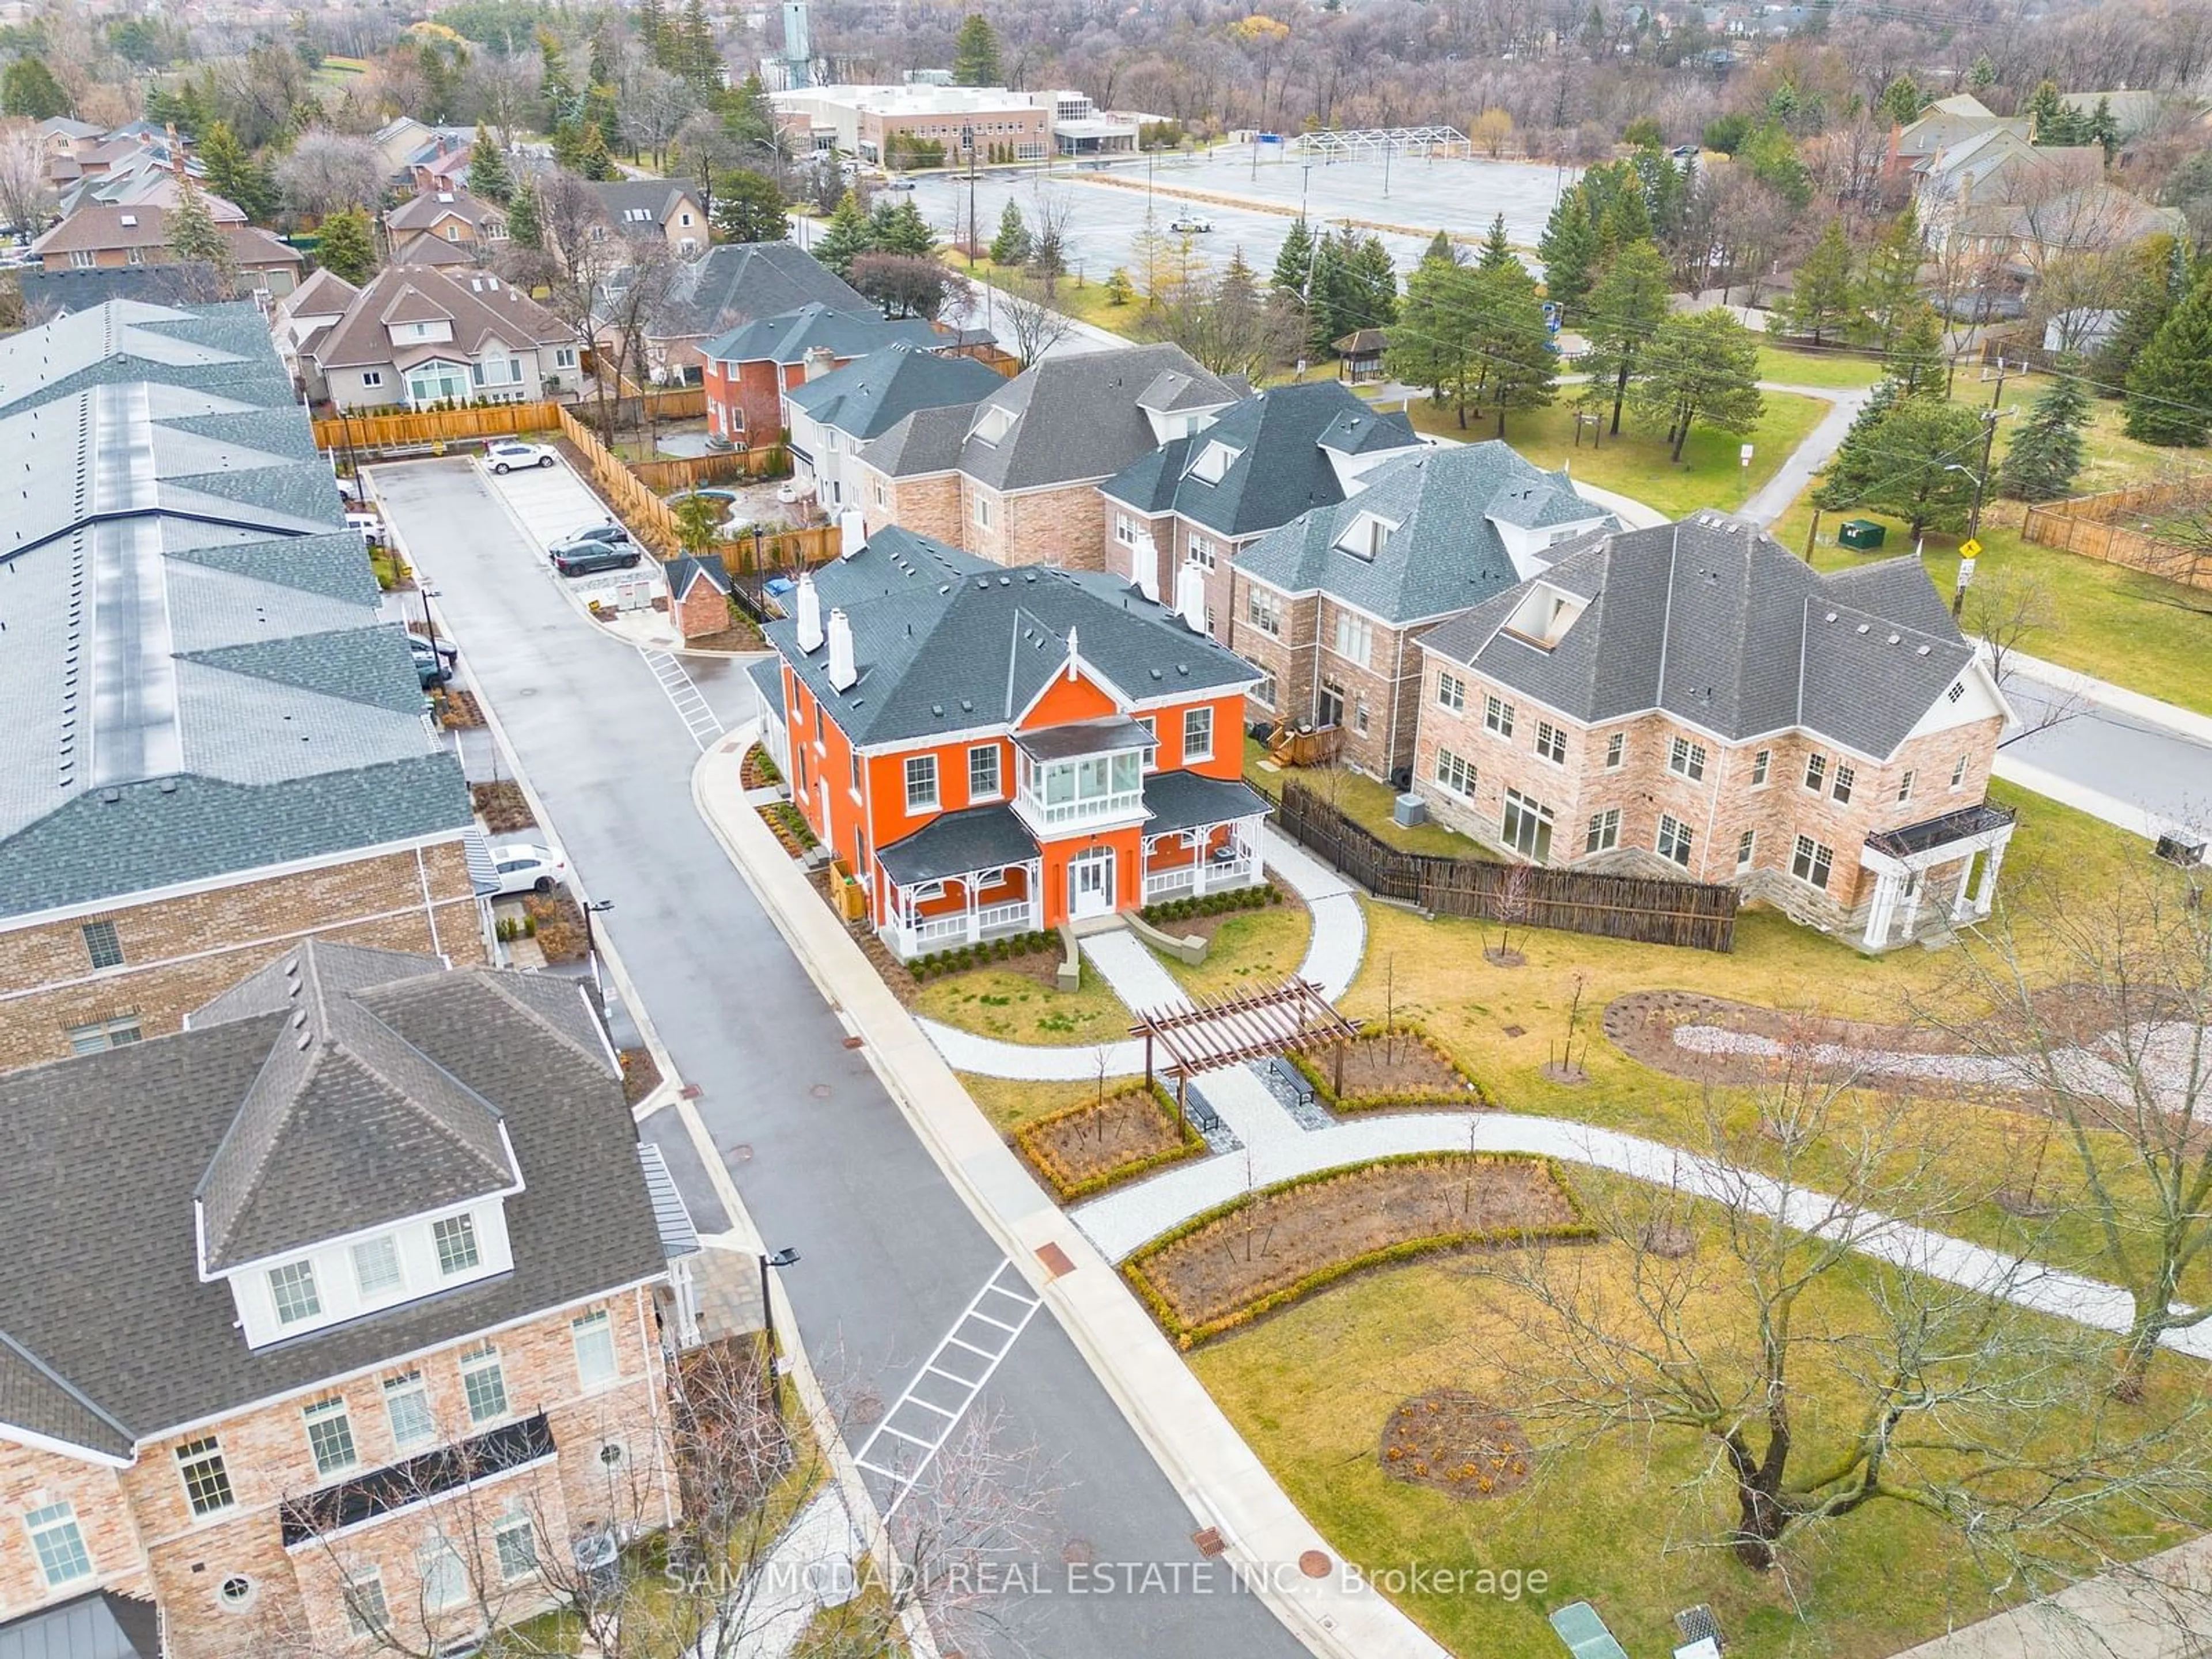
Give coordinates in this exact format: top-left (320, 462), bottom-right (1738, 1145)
top-left (1138, 771), bottom-right (1273, 904)
top-left (876, 804), bottom-right (1045, 960)
top-left (1858, 801), bottom-right (2018, 950)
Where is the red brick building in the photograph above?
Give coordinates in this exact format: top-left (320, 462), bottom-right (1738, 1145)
top-left (699, 304), bottom-right (946, 448)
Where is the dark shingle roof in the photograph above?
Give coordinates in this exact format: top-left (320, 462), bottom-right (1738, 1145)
top-left (861, 402), bottom-right (972, 479)
top-left (1234, 441), bottom-right (1611, 625)
top-left (586, 177), bottom-right (703, 226)
top-left (612, 242), bottom-right (870, 342)
top-left (876, 803), bottom-right (1038, 884)
top-left (1419, 513), bottom-right (1982, 759)
top-left (1100, 381), bottom-right (1418, 539)
top-left (760, 527), bottom-right (1258, 746)
top-left (700, 301), bottom-right (938, 368)
top-left (958, 344), bottom-right (1237, 493)
top-left (786, 342), bottom-right (1004, 442)
top-left (666, 555), bottom-right (730, 600)
top-left (1141, 770), bottom-right (1273, 836)
top-left (0, 943), bottom-right (664, 1452)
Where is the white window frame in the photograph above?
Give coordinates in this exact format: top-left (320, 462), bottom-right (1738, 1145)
top-left (1604, 732), bottom-right (1624, 770)
top-left (304, 1397), bottom-right (358, 1476)
top-left (1134, 715), bottom-right (1158, 771)
top-left (1791, 834), bottom-right (1835, 890)
top-left (1483, 695), bottom-right (1515, 740)
top-left (904, 753), bottom-right (940, 812)
top-left (1898, 768), bottom-right (1916, 803)
top-left (383, 1372), bottom-right (438, 1450)
top-left (494, 1512), bottom-right (539, 1583)
top-left (968, 744), bottom-right (1001, 801)
top-left (1437, 671), bottom-right (1465, 713)
top-left (419, 1539), bottom-right (470, 1612)
top-left (1189, 533), bottom-right (1218, 569)
top-left (1585, 808), bottom-right (1620, 854)
top-left (359, 369), bottom-right (384, 388)
top-left (1536, 721), bottom-right (1567, 765)
top-left (573, 1310), bottom-right (619, 1390)
top-left (269, 1259), bottom-right (321, 1325)
top-left (1182, 706), bottom-right (1214, 762)
top-left (25, 1502), bottom-right (92, 1586)
top-left (1804, 753), bottom-right (1827, 793)
top-left (1245, 587), bottom-right (1282, 637)
top-left (66, 1016), bottom-right (142, 1054)
top-left (175, 1437), bottom-right (235, 1516)
top-left (1113, 512), bottom-right (1141, 547)
top-left (1831, 763), bottom-right (1855, 805)
top-left (1950, 754), bottom-right (1968, 790)
top-left (1736, 828), bottom-right (1757, 870)
top-left (461, 1348), bottom-right (509, 1425)
top-left (971, 492), bottom-right (995, 530)
top-left (1249, 674), bottom-right (1277, 710)
top-left (1656, 813), bottom-right (1694, 868)
top-left (1331, 610), bottom-right (1372, 668)
top-left (1434, 748), bottom-right (1476, 798)
top-left (433, 1213), bottom-right (480, 1276)
top-left (1750, 748), bottom-right (1771, 787)
top-left (344, 1569), bottom-right (388, 1636)
top-left (1667, 736), bottom-right (1707, 782)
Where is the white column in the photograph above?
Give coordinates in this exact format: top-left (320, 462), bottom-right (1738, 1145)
top-left (1973, 839), bottom-right (2008, 916)
top-left (1029, 861), bottom-right (1043, 930)
top-left (1951, 851), bottom-right (1980, 922)
top-left (1192, 832), bottom-right (1209, 897)
top-left (965, 876), bottom-right (981, 943)
top-left (1898, 870), bottom-right (1925, 939)
top-left (671, 1257), bottom-right (700, 1348)
top-left (1864, 870), bottom-right (1900, 950)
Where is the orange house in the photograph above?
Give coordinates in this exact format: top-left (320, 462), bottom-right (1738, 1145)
top-left (760, 527), bottom-right (1271, 957)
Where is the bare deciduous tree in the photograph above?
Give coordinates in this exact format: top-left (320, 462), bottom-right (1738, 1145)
top-left (275, 132), bottom-right (387, 224)
top-left (0, 119), bottom-right (54, 240)
top-left (997, 274), bottom-right (1077, 368)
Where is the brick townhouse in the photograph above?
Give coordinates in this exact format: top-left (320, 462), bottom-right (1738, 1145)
top-left (1228, 441), bottom-right (1612, 779)
top-left (1412, 513), bottom-right (2017, 947)
top-left (597, 241), bottom-right (870, 384)
top-left (1099, 378), bottom-right (1422, 646)
top-left (757, 525), bottom-right (1268, 956)
top-left (0, 940), bottom-right (699, 1657)
top-left (699, 302), bottom-right (942, 450)
top-left (0, 297), bottom-right (484, 1070)
top-left (785, 340), bottom-right (1004, 516)
top-left (854, 343), bottom-right (1237, 573)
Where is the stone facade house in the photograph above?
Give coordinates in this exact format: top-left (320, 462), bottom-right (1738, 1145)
top-left (1099, 379), bottom-right (1421, 646)
top-left (1228, 441), bottom-right (1612, 779)
top-left (0, 298), bottom-right (483, 1070)
top-left (300, 264), bottom-right (580, 412)
top-left (700, 303), bottom-right (944, 450)
top-left (1412, 514), bottom-right (2016, 948)
top-left (382, 187), bottom-right (509, 262)
top-left (785, 342), bottom-right (1004, 516)
top-left (585, 179), bottom-right (709, 257)
top-left (0, 941), bottom-right (698, 1658)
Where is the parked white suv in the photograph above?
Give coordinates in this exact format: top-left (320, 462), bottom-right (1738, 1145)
top-left (483, 440), bottom-right (558, 474)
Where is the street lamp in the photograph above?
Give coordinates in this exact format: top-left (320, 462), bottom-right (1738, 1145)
top-left (759, 1247), bottom-right (801, 1407)
top-left (1940, 461), bottom-right (1988, 619)
top-left (581, 898), bottom-right (613, 999)
top-left (963, 123), bottom-right (977, 267)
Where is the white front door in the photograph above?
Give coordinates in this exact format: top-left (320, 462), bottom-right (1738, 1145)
top-left (1069, 849), bottom-right (1115, 919)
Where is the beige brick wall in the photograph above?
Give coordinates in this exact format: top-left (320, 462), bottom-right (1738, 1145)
top-left (0, 1290), bottom-right (673, 1656)
top-left (866, 469), bottom-right (962, 545)
top-left (0, 1445), bottom-right (154, 1619)
top-left (1228, 581), bottom-right (1426, 778)
top-left (960, 480), bottom-right (1107, 569)
top-left (0, 840), bottom-right (484, 1073)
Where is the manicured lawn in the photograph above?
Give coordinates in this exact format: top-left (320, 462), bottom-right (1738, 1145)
top-left (1398, 388), bottom-right (1830, 520)
top-left (949, 253), bottom-right (1134, 335)
top-left (911, 961), bottom-right (1131, 1047)
top-left (1190, 1217), bottom-right (2205, 1659)
top-left (1162, 893), bottom-right (1315, 1000)
top-left (960, 1074), bottom-right (1100, 1135)
top-left (1754, 344), bottom-right (1888, 390)
top-left (1243, 738), bottom-right (1483, 858)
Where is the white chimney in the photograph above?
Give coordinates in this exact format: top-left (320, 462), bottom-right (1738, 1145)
top-left (1065, 626), bottom-right (1080, 681)
top-left (1175, 562), bottom-right (1207, 634)
top-left (796, 573), bottom-right (823, 652)
top-left (1132, 534), bottom-right (1160, 604)
top-left (838, 507), bottom-right (867, 558)
top-left (827, 608), bottom-right (857, 691)
top-left (802, 345), bottom-right (838, 381)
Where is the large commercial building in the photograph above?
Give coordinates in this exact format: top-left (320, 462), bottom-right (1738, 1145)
top-left (768, 84), bottom-right (1136, 164)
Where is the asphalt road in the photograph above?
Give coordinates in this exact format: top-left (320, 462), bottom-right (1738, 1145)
top-left (369, 458), bottom-right (1309, 1659)
top-left (2001, 671), bottom-right (2212, 838)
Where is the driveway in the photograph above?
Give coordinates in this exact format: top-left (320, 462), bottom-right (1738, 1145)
top-left (366, 457), bottom-right (1308, 1659)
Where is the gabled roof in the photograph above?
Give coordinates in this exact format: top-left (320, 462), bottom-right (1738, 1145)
top-left (586, 176), bottom-right (704, 226)
top-left (1234, 440), bottom-right (1608, 624)
top-left (1419, 513), bottom-right (1986, 759)
top-left (1100, 380), bottom-right (1419, 539)
top-left (391, 232), bottom-right (482, 268)
top-left (385, 187), bottom-right (503, 233)
top-left (958, 343), bottom-right (1237, 494)
top-left (859, 401), bottom-right (974, 479)
top-left (666, 555), bottom-right (730, 600)
top-left (608, 241), bottom-right (870, 342)
top-left (0, 944), bottom-right (667, 1454)
top-left (31, 202), bottom-right (289, 260)
top-left (278, 265), bottom-right (361, 321)
top-left (702, 300), bottom-right (938, 368)
top-left (786, 341), bottom-right (1005, 442)
top-left (760, 525), bottom-right (1259, 746)
top-left (310, 263), bottom-right (573, 370)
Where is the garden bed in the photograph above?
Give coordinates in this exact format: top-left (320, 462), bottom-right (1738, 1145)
top-left (470, 780), bottom-right (536, 835)
top-left (907, 930), bottom-right (1061, 980)
top-left (1380, 1392), bottom-right (1533, 1501)
top-left (1139, 881), bottom-right (1283, 931)
top-left (1292, 1024), bottom-right (1487, 1113)
top-left (760, 800), bottom-right (818, 858)
top-left (1013, 1079), bottom-right (1203, 1201)
top-left (740, 745), bottom-right (784, 791)
top-left (618, 1046), bottom-right (662, 1106)
top-left (522, 890), bottom-right (588, 963)
top-left (1124, 1153), bottom-right (1589, 1348)
top-left (434, 687), bottom-right (486, 729)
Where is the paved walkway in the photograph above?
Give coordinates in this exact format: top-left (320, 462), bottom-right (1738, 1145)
top-left (1741, 382), bottom-right (1871, 527)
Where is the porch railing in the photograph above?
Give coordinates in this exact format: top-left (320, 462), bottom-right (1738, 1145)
top-left (1142, 852), bottom-right (1257, 903)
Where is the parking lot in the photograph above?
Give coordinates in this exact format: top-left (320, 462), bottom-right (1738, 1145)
top-left (474, 450), bottom-right (668, 612)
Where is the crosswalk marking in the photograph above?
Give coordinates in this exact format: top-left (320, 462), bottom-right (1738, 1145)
top-left (641, 649), bottom-right (724, 749)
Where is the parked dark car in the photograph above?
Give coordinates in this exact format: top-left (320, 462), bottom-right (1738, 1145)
top-left (551, 541), bottom-right (643, 577)
top-left (412, 645), bottom-right (451, 688)
top-left (548, 522), bottom-right (634, 563)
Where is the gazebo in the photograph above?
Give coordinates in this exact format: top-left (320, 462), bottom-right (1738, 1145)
top-left (1333, 328), bottom-right (1387, 382)
top-left (1130, 977), bottom-right (1361, 1128)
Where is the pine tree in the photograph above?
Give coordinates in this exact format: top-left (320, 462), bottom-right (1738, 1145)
top-left (1631, 308), bottom-right (1764, 462)
top-left (712, 169), bottom-right (788, 243)
top-left (583, 85), bottom-right (624, 161)
top-left (1778, 220), bottom-right (1862, 346)
top-left (1830, 397), bottom-right (1985, 533)
top-left (1537, 189), bottom-right (1597, 324)
top-left (1815, 379), bottom-right (1902, 510)
top-left (507, 180), bottom-right (541, 249)
top-left (988, 200), bottom-right (1031, 267)
top-left (1, 55), bottom-right (68, 120)
top-left (679, 0), bottom-right (718, 93)
top-left (2089, 94), bottom-right (2120, 160)
top-left (1857, 204), bottom-right (1924, 353)
top-left (2092, 233), bottom-right (2184, 393)
top-left (196, 122), bottom-right (277, 223)
top-left (638, 0), bottom-right (672, 66)
top-left (1422, 229), bottom-right (1459, 266)
top-left (1271, 215), bottom-right (1314, 301)
top-left (574, 122), bottom-right (618, 183)
top-left (468, 123), bottom-right (514, 204)
top-left (1997, 358), bottom-right (2091, 502)
top-left (2125, 274), bottom-right (2212, 445)
top-left (868, 198), bottom-right (936, 257)
top-left (1465, 256), bottom-right (1556, 438)
top-left (1581, 237), bottom-right (1672, 435)
top-left (814, 189), bottom-right (872, 279)
top-left (1385, 249), bottom-right (1468, 408)
top-left (1476, 213), bottom-right (1517, 273)
top-left (165, 176), bottom-right (230, 275)
top-left (1353, 233), bottom-right (1398, 328)
top-left (315, 205), bottom-right (377, 285)
top-left (1104, 268), bottom-right (1134, 305)
top-left (1882, 303), bottom-right (1947, 397)
top-left (1876, 74), bottom-right (1924, 127)
top-left (952, 14), bottom-right (1002, 86)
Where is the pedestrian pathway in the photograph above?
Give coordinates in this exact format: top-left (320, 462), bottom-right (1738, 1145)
top-left (1740, 382), bottom-right (1870, 527)
top-left (1078, 927), bottom-right (1190, 1018)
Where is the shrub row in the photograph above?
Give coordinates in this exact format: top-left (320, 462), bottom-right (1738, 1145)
top-left (1123, 1153), bottom-right (1592, 1350)
top-left (760, 801), bottom-right (818, 852)
top-left (907, 930), bottom-right (1059, 979)
top-left (493, 913), bottom-right (539, 943)
top-left (1139, 882), bottom-right (1283, 927)
top-left (1289, 1021), bottom-right (1492, 1113)
top-left (743, 744), bottom-right (783, 787)
top-left (1012, 1079), bottom-right (1202, 1203)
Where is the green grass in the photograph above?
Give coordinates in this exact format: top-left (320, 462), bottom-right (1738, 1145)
top-left (1243, 737), bottom-right (1483, 857)
top-left (1397, 388), bottom-right (1830, 520)
top-left (1162, 892), bottom-right (1316, 999)
top-left (1754, 344), bottom-right (1889, 390)
top-left (949, 252), bottom-right (1134, 334)
top-left (911, 960), bottom-right (1131, 1047)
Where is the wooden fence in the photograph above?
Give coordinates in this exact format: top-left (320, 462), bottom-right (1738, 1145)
top-left (628, 448), bottom-right (789, 493)
top-left (313, 402), bottom-right (561, 453)
top-left (2020, 479), bottom-right (2212, 592)
top-left (1276, 782), bottom-right (1738, 952)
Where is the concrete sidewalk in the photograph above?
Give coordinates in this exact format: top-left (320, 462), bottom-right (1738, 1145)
top-left (692, 732), bottom-right (1453, 1659)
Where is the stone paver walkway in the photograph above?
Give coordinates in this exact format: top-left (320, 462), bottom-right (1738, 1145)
top-left (1080, 927), bottom-right (1191, 1018)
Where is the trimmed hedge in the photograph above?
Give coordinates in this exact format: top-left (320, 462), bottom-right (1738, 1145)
top-left (1013, 1078), bottom-right (1203, 1202)
top-left (760, 801), bottom-right (818, 853)
top-left (1123, 1153), bottom-right (1593, 1349)
top-left (1139, 881), bottom-right (1282, 929)
top-left (1290, 1021), bottom-right (1491, 1113)
top-left (906, 930), bottom-right (1060, 980)
top-left (744, 745), bottom-right (783, 786)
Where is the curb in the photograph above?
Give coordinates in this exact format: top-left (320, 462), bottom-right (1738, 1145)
top-left (689, 730), bottom-right (1453, 1659)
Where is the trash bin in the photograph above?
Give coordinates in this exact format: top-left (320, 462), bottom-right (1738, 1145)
top-left (1838, 518), bottom-right (1887, 551)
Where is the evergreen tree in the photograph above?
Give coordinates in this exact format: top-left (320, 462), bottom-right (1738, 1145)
top-left (868, 198), bottom-right (936, 257)
top-left (1835, 397), bottom-right (1986, 533)
top-left (1465, 255), bottom-right (1556, 438)
top-left (1778, 220), bottom-right (1862, 346)
top-left (1741, 119), bottom-right (1812, 209)
top-left (574, 122), bottom-right (618, 182)
top-left (638, 0), bottom-right (673, 66)
top-left (2089, 94), bottom-right (2121, 161)
top-left (1631, 308), bottom-right (1764, 462)
top-left (713, 169), bottom-right (788, 242)
top-left (814, 189), bottom-right (872, 279)
top-left (196, 122), bottom-right (277, 223)
top-left (2093, 234), bottom-right (2186, 393)
top-left (1969, 54), bottom-right (1997, 89)
top-left (1385, 247), bottom-right (1469, 408)
top-left (952, 14), bottom-right (1003, 86)
top-left (1857, 204), bottom-right (1924, 353)
top-left (1422, 228), bottom-right (1459, 266)
top-left (1353, 233), bottom-right (1398, 328)
top-left (1883, 303), bottom-right (1947, 397)
top-left (1103, 268), bottom-right (1134, 305)
top-left (1876, 74), bottom-right (1925, 127)
top-left (1997, 358), bottom-right (2091, 502)
top-left (1814, 379), bottom-right (1902, 510)
top-left (468, 123), bottom-right (514, 204)
top-left (538, 30), bottom-right (576, 130)
top-left (583, 85), bottom-right (624, 161)
top-left (1476, 213), bottom-right (1517, 273)
top-left (1537, 188), bottom-right (1597, 323)
top-left (507, 180), bottom-right (541, 249)
top-left (1, 55), bottom-right (68, 120)
top-left (1271, 215), bottom-right (1314, 301)
top-left (679, 0), bottom-right (718, 93)
top-left (165, 177), bottom-right (230, 274)
top-left (315, 204), bottom-right (377, 285)
top-left (2125, 273), bottom-right (2212, 445)
top-left (989, 199), bottom-right (1031, 267)
top-left (1581, 237), bottom-right (1672, 435)
top-left (2026, 79), bottom-right (2092, 146)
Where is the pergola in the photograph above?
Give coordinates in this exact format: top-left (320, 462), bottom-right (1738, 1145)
top-left (1131, 977), bottom-right (1361, 1128)
top-left (1285, 126), bottom-right (1470, 160)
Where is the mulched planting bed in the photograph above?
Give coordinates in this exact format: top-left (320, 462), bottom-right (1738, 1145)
top-left (1126, 1154), bottom-right (1589, 1348)
top-left (1294, 1024), bottom-right (1487, 1112)
top-left (740, 745), bottom-right (784, 791)
top-left (434, 688), bottom-right (486, 729)
top-left (1380, 1392), bottom-right (1533, 1501)
top-left (619, 1046), bottom-right (662, 1105)
top-left (760, 800), bottom-right (817, 858)
top-left (1014, 1081), bottom-right (1203, 1202)
top-left (522, 890), bottom-right (588, 963)
top-left (681, 623), bottom-right (766, 652)
top-left (470, 780), bottom-right (535, 834)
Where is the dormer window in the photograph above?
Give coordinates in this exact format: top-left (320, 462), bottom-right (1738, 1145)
top-left (434, 1214), bottom-right (480, 1275)
top-left (1188, 441), bottom-right (1240, 484)
top-left (269, 1260), bottom-right (321, 1325)
top-left (971, 405), bottom-right (1014, 444)
top-left (1335, 512), bottom-right (1395, 560)
top-left (1501, 583), bottom-right (1586, 649)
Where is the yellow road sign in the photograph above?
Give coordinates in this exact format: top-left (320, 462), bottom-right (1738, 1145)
top-left (1958, 538), bottom-right (1982, 559)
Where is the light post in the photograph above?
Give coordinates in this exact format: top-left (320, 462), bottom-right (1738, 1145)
top-left (581, 898), bottom-right (613, 999)
top-left (759, 1246), bottom-right (801, 1411)
top-left (1382, 138), bottom-right (1393, 198)
top-left (963, 123), bottom-right (976, 267)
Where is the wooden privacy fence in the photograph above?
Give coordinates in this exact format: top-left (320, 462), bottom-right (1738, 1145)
top-left (1277, 782), bottom-right (1738, 952)
top-left (2020, 480), bottom-right (2212, 592)
top-left (313, 402), bottom-right (560, 452)
top-left (556, 406), bottom-right (691, 556)
top-left (628, 448), bottom-right (789, 493)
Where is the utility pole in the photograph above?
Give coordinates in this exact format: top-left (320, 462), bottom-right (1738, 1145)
top-left (964, 123), bottom-right (976, 268)
top-left (1949, 407), bottom-right (2005, 619)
